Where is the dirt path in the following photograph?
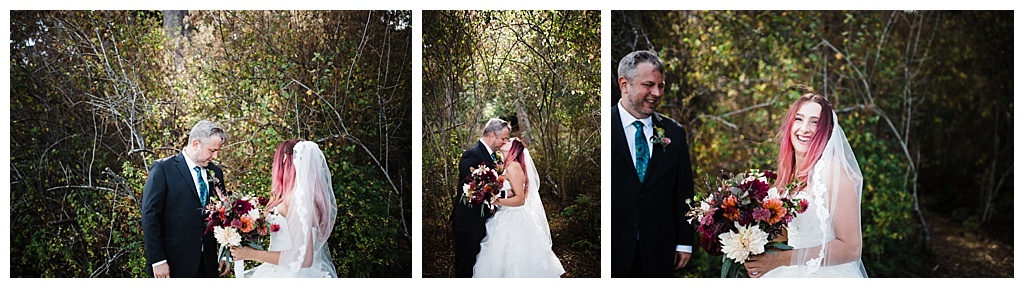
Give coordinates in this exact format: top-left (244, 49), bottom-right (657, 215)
top-left (923, 211), bottom-right (1013, 277)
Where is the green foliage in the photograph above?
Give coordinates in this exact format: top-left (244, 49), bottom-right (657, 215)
top-left (10, 11), bottom-right (411, 277)
top-left (559, 193), bottom-right (600, 243)
top-left (615, 11), bottom-right (1011, 277)
top-left (422, 10), bottom-right (600, 277)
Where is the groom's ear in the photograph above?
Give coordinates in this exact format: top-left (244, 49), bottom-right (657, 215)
top-left (617, 76), bottom-right (630, 95)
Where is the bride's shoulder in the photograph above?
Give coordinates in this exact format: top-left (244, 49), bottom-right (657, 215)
top-left (504, 161), bottom-right (525, 175)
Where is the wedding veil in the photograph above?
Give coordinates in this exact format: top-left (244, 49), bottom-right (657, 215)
top-left (281, 141), bottom-right (338, 277)
top-left (521, 148), bottom-right (552, 241)
top-left (788, 111), bottom-right (868, 277)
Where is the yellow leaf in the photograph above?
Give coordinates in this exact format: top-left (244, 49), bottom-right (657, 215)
top-left (834, 52), bottom-right (843, 60)
top-left (306, 89), bottom-right (313, 96)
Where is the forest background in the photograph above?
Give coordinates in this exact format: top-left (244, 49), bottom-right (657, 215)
top-left (421, 10), bottom-right (602, 277)
top-left (612, 10), bottom-right (1012, 277)
top-left (9, 10), bottom-right (413, 277)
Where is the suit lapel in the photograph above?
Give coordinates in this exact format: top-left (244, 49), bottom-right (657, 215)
top-left (641, 113), bottom-right (665, 189)
top-left (612, 106), bottom-right (639, 181)
top-left (474, 141), bottom-right (496, 170)
top-left (174, 153), bottom-right (202, 205)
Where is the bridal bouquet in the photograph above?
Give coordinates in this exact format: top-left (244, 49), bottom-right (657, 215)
top-left (685, 169), bottom-right (808, 277)
top-left (461, 163), bottom-right (505, 216)
top-left (203, 187), bottom-right (271, 278)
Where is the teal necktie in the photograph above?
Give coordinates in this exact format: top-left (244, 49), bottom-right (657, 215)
top-left (491, 152), bottom-right (497, 162)
top-left (194, 166), bottom-right (208, 206)
top-left (633, 121), bottom-right (649, 182)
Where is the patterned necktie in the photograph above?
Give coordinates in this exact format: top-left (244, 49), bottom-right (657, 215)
top-left (633, 120), bottom-right (649, 182)
top-left (194, 166), bottom-right (208, 206)
top-left (491, 152), bottom-right (497, 162)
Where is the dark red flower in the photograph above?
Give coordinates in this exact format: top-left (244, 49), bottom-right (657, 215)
top-left (270, 223), bottom-right (281, 233)
top-left (764, 170), bottom-right (777, 181)
top-left (232, 198), bottom-right (253, 215)
top-left (740, 178), bottom-right (770, 200)
top-left (258, 196), bottom-right (269, 206)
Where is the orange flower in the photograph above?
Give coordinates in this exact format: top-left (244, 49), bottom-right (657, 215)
top-left (239, 215), bottom-right (255, 233)
top-left (216, 206), bottom-right (228, 222)
top-left (722, 195), bottom-right (740, 221)
top-left (762, 198), bottom-right (786, 225)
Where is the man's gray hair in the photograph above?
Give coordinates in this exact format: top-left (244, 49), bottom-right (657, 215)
top-left (188, 120), bottom-right (227, 144)
top-left (481, 118), bottom-right (510, 137)
top-left (617, 50), bottom-right (665, 81)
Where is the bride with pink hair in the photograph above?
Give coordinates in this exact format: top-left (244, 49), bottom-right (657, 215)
top-left (231, 139), bottom-right (338, 278)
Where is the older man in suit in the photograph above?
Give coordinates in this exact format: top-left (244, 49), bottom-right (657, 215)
top-left (451, 118), bottom-right (510, 277)
top-left (611, 50), bottom-right (696, 277)
top-left (142, 120), bottom-right (229, 278)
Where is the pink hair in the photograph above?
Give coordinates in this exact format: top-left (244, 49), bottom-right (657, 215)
top-left (267, 139), bottom-right (300, 210)
top-left (504, 138), bottom-right (529, 188)
top-left (776, 93), bottom-right (834, 190)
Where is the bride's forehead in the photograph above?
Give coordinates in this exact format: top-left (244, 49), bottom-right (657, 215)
top-left (797, 102), bottom-right (823, 114)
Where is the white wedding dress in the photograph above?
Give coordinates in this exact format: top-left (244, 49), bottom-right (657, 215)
top-left (244, 209), bottom-right (336, 278)
top-left (762, 111), bottom-right (867, 278)
top-left (244, 141), bottom-right (338, 278)
top-left (473, 149), bottom-right (565, 278)
top-left (760, 190), bottom-right (865, 278)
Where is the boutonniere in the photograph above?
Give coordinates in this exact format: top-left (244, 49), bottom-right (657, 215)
top-left (205, 168), bottom-right (225, 199)
top-left (205, 168), bottom-right (220, 187)
top-left (493, 152), bottom-right (505, 173)
top-left (650, 126), bottom-right (671, 151)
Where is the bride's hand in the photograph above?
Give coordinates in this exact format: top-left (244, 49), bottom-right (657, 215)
top-left (744, 249), bottom-right (791, 278)
top-left (230, 246), bottom-right (256, 261)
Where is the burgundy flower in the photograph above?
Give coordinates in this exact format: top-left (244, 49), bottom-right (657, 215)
top-left (232, 198), bottom-right (253, 215)
top-left (764, 170), bottom-right (777, 181)
top-left (699, 227), bottom-right (724, 256)
top-left (738, 212), bottom-right (754, 227)
top-left (740, 179), bottom-right (770, 200)
top-left (258, 196), bottom-right (269, 206)
top-left (797, 199), bottom-right (809, 213)
top-left (270, 223), bottom-right (281, 233)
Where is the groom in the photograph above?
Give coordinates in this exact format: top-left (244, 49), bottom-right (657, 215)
top-left (451, 118), bottom-right (510, 277)
top-left (142, 120), bottom-right (229, 278)
top-left (611, 50), bottom-right (696, 277)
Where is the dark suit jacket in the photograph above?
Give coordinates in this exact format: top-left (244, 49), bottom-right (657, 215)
top-left (142, 152), bottom-right (223, 277)
top-left (611, 104), bottom-right (696, 277)
top-left (451, 140), bottom-right (497, 234)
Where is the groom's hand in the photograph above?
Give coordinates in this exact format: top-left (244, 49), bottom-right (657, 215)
top-left (218, 259), bottom-right (230, 276)
top-left (153, 262), bottom-right (170, 278)
top-left (674, 251), bottom-right (691, 270)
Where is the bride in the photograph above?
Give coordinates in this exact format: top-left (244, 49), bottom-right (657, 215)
top-left (230, 140), bottom-right (338, 278)
top-left (745, 93), bottom-right (868, 278)
top-left (473, 138), bottom-right (565, 278)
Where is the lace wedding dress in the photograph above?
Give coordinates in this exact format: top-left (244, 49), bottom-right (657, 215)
top-left (763, 111), bottom-right (868, 278)
top-left (760, 190), bottom-right (865, 278)
top-left (473, 149), bottom-right (565, 278)
top-left (245, 141), bottom-right (338, 278)
top-left (245, 209), bottom-right (336, 278)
